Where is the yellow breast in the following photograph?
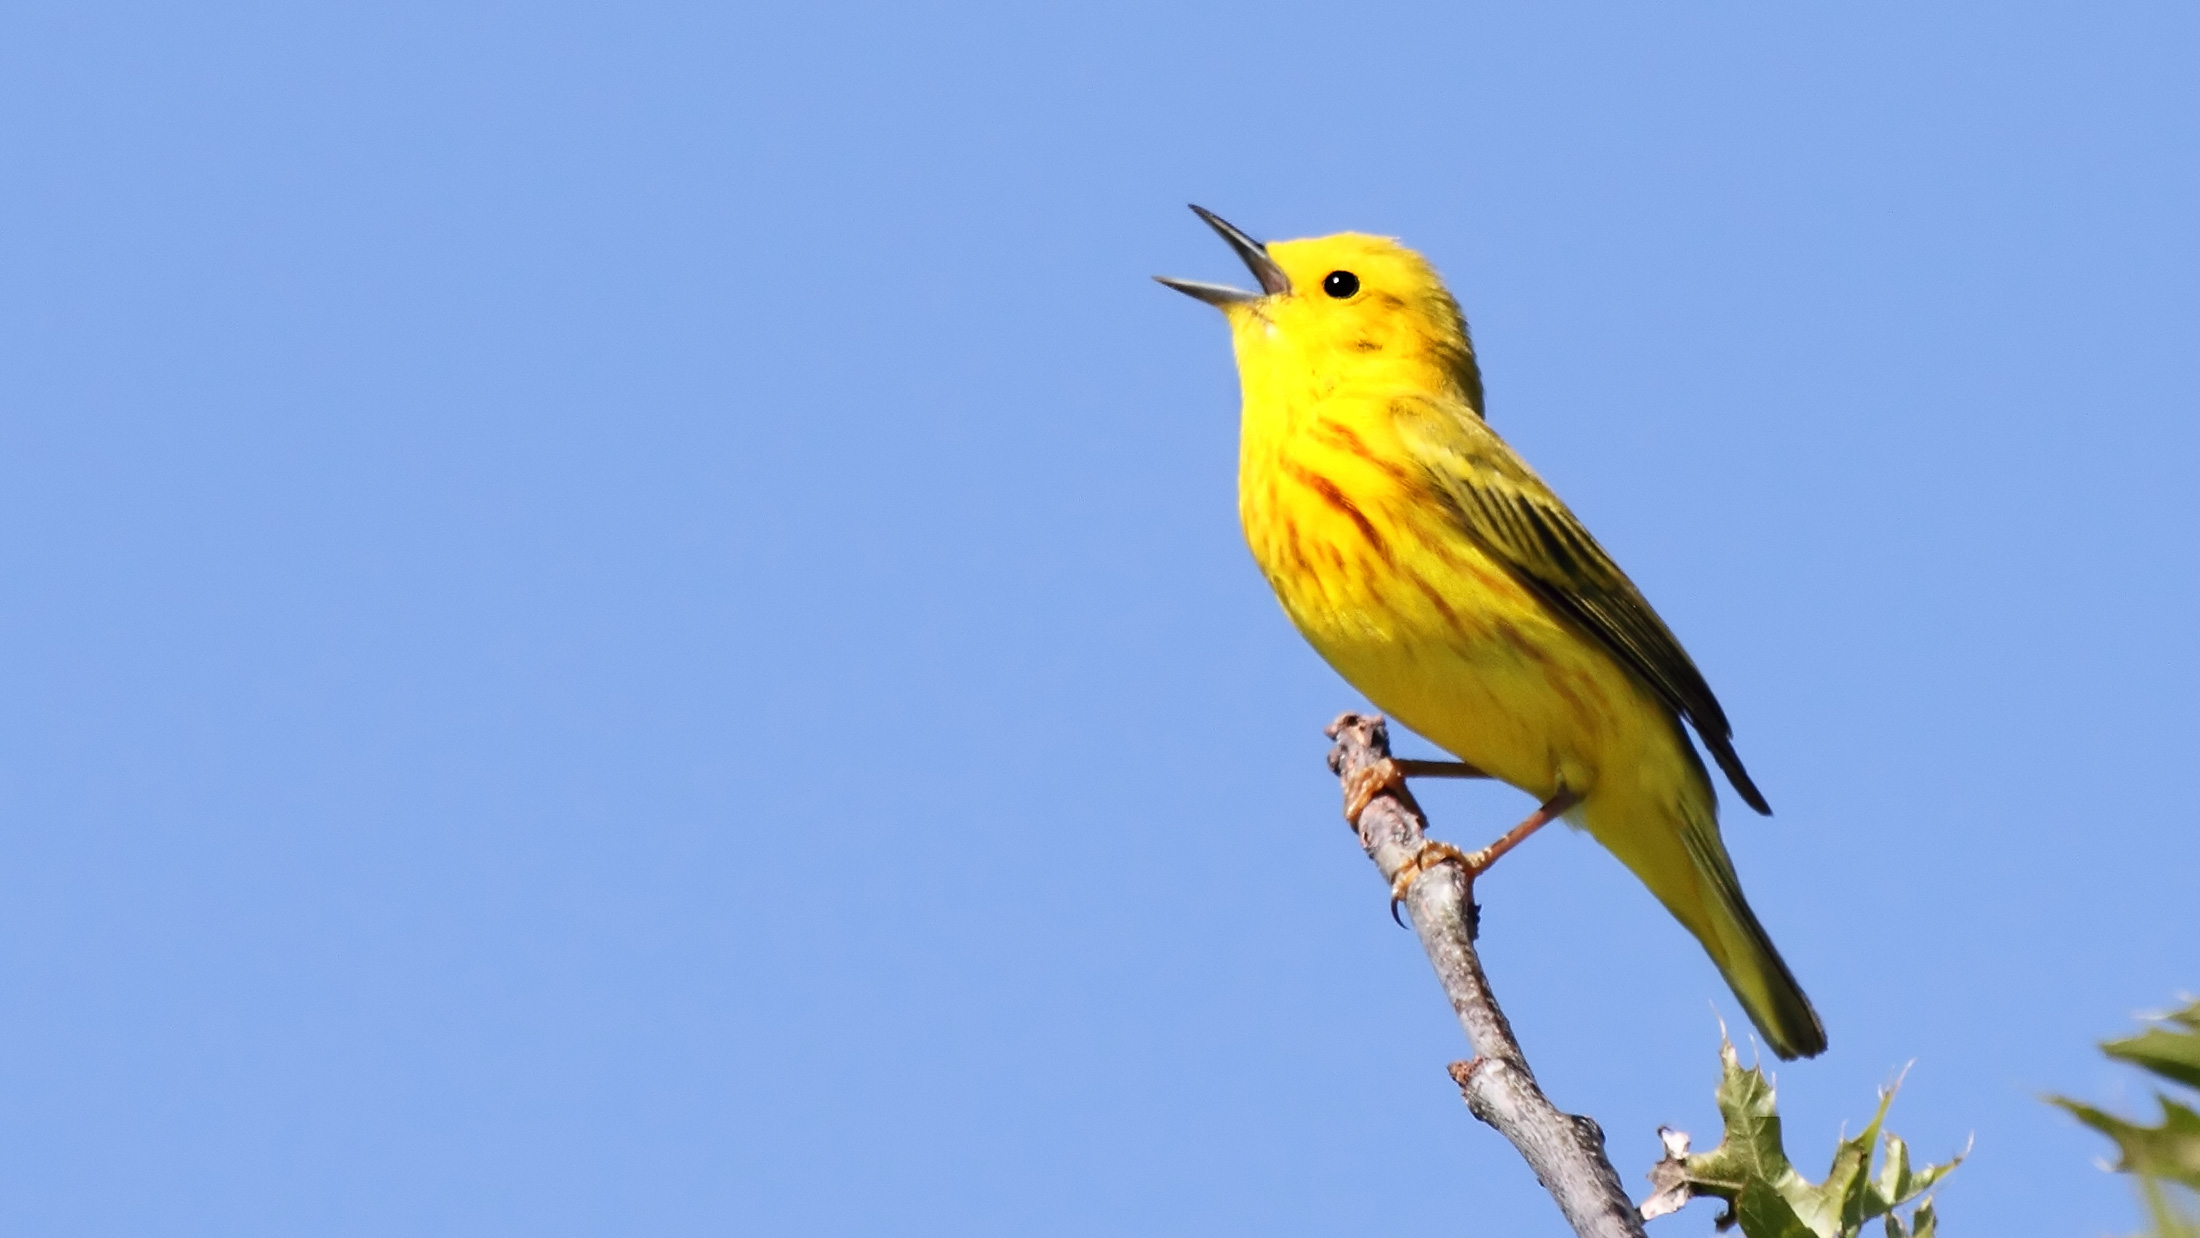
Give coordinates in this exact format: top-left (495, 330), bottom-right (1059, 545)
top-left (1236, 384), bottom-right (1650, 803)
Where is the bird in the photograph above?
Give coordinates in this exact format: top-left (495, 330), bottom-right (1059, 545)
top-left (1156, 206), bottom-right (1826, 1059)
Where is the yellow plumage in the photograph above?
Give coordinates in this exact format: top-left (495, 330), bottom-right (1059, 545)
top-left (1161, 210), bottom-right (1826, 1059)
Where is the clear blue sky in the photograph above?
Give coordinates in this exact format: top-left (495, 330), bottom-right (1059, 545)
top-left (2, 2), bottom-right (2194, 1234)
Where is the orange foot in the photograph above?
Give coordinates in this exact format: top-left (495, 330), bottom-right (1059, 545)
top-left (1388, 839), bottom-right (1478, 903)
top-left (1341, 757), bottom-right (1490, 828)
top-left (1342, 757), bottom-right (1411, 827)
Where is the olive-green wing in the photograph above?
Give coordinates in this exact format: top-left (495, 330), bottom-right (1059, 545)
top-left (1391, 392), bottom-right (1772, 815)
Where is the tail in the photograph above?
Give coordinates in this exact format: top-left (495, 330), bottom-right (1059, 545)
top-left (1584, 787), bottom-right (1827, 1060)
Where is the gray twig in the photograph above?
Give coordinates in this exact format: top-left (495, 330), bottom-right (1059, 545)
top-left (1325, 712), bottom-right (1649, 1238)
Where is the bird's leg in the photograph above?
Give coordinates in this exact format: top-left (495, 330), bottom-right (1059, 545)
top-left (1388, 788), bottom-right (1581, 906)
top-left (1341, 757), bottom-right (1490, 828)
top-left (1462, 788), bottom-right (1581, 874)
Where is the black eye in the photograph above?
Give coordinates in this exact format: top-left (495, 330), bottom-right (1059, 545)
top-left (1323, 270), bottom-right (1360, 299)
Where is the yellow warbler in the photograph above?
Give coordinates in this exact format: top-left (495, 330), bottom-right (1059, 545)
top-left (1158, 206), bottom-right (1825, 1059)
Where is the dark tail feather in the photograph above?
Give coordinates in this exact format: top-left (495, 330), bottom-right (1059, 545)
top-left (1701, 729), bottom-right (1772, 816)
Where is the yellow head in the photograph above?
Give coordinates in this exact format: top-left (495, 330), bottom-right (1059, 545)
top-left (1157, 206), bottom-right (1484, 416)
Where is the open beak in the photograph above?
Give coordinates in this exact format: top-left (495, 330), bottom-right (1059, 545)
top-left (1154, 205), bottom-right (1293, 307)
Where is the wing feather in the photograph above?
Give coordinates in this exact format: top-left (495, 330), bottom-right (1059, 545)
top-left (1391, 393), bottom-right (1772, 815)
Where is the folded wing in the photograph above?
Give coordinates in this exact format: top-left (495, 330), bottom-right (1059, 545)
top-left (1391, 392), bottom-right (1772, 815)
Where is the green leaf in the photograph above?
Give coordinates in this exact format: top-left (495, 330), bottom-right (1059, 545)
top-left (1867, 1131), bottom-right (1961, 1217)
top-left (1735, 1180), bottom-right (1819, 1238)
top-left (1670, 1040), bottom-right (1808, 1207)
top-left (2051, 1096), bottom-right (2200, 1192)
top-left (2104, 1002), bottom-right (2200, 1093)
top-left (1648, 1039), bottom-right (1959, 1238)
top-left (2049, 997), bottom-right (2200, 1237)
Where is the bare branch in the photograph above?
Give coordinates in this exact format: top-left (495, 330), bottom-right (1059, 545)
top-left (1325, 712), bottom-right (1649, 1238)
